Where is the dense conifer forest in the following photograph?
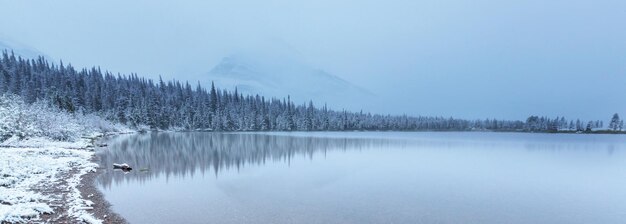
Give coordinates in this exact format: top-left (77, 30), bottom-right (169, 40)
top-left (0, 51), bottom-right (616, 132)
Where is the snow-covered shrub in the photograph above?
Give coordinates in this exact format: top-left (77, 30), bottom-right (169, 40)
top-left (75, 113), bottom-right (131, 135)
top-left (0, 95), bottom-right (38, 140)
top-left (0, 94), bottom-right (130, 142)
top-left (0, 95), bottom-right (82, 141)
top-left (134, 124), bottom-right (150, 133)
top-left (29, 100), bottom-right (83, 141)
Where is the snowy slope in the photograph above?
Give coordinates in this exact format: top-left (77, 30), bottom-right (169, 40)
top-left (0, 38), bottom-right (51, 61)
top-left (206, 49), bottom-right (372, 109)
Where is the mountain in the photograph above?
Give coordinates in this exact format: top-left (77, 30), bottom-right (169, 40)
top-left (206, 49), bottom-right (372, 110)
top-left (0, 38), bottom-right (51, 61)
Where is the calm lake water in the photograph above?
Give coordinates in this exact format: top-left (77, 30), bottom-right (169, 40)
top-left (96, 132), bottom-right (626, 224)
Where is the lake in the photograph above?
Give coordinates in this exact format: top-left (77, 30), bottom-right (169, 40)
top-left (96, 132), bottom-right (626, 224)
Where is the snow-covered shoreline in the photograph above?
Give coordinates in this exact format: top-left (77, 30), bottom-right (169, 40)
top-left (0, 136), bottom-right (102, 223)
top-left (0, 94), bottom-right (133, 223)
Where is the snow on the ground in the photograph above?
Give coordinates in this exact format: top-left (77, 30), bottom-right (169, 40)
top-left (0, 137), bottom-right (102, 223)
top-left (0, 136), bottom-right (95, 149)
top-left (0, 95), bottom-right (131, 223)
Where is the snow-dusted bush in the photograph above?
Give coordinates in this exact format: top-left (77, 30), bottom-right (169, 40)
top-left (0, 94), bottom-right (37, 140)
top-left (134, 124), bottom-right (150, 133)
top-left (0, 95), bottom-right (83, 141)
top-left (30, 100), bottom-right (83, 141)
top-left (0, 94), bottom-right (130, 142)
top-left (75, 113), bottom-right (131, 135)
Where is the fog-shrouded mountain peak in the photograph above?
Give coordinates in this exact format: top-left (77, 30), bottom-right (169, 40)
top-left (207, 48), bottom-right (372, 110)
top-left (0, 38), bottom-right (51, 61)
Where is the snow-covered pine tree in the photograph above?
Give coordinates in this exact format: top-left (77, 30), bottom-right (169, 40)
top-left (610, 113), bottom-right (621, 131)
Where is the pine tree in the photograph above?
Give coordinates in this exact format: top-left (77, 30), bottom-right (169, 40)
top-left (586, 121), bottom-right (593, 132)
top-left (610, 113), bottom-right (621, 131)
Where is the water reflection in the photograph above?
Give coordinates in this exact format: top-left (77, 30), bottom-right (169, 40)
top-left (97, 132), bottom-right (626, 189)
top-left (95, 132), bottom-right (626, 224)
top-left (97, 132), bottom-right (405, 188)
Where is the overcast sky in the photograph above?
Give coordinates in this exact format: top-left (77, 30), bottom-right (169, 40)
top-left (1, 0), bottom-right (625, 121)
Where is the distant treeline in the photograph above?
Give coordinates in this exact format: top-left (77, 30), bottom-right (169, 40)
top-left (0, 51), bottom-right (620, 132)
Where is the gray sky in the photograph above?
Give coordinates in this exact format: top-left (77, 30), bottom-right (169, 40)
top-left (1, 0), bottom-right (625, 121)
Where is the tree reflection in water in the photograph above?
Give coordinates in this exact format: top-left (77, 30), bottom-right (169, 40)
top-left (96, 132), bottom-right (402, 188)
top-left (96, 132), bottom-right (623, 189)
